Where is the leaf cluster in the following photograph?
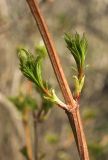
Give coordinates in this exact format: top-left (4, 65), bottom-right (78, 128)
top-left (17, 44), bottom-right (66, 107)
top-left (64, 33), bottom-right (88, 99)
top-left (11, 43), bottom-right (55, 117)
top-left (64, 32), bottom-right (87, 74)
top-left (18, 48), bottom-right (45, 90)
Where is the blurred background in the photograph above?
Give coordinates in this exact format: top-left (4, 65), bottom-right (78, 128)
top-left (0, 0), bottom-right (108, 160)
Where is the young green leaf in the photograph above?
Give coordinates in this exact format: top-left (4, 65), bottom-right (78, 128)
top-left (64, 32), bottom-right (88, 75)
top-left (17, 45), bottom-right (67, 109)
top-left (35, 40), bottom-right (47, 57)
top-left (64, 33), bottom-right (88, 99)
top-left (73, 75), bottom-right (85, 99)
top-left (18, 48), bottom-right (45, 90)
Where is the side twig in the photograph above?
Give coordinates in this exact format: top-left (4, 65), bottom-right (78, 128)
top-left (27, 81), bottom-right (38, 160)
top-left (25, 0), bottom-right (90, 159)
top-left (33, 112), bottom-right (38, 160)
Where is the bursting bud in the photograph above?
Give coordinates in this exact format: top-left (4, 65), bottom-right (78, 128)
top-left (17, 49), bottom-right (28, 63)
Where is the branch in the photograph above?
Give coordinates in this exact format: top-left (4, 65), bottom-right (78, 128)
top-left (33, 112), bottom-right (38, 160)
top-left (25, 0), bottom-right (90, 159)
top-left (23, 108), bottom-right (33, 160)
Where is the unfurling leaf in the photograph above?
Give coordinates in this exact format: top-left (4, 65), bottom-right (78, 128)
top-left (17, 48), bottom-right (45, 90)
top-left (35, 40), bottom-right (47, 57)
top-left (44, 89), bottom-right (67, 108)
top-left (17, 45), bottom-right (65, 109)
top-left (73, 75), bottom-right (85, 99)
top-left (79, 75), bottom-right (85, 92)
top-left (64, 32), bottom-right (88, 74)
top-left (64, 32), bottom-right (88, 99)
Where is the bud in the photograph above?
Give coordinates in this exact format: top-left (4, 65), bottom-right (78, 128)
top-left (17, 49), bottom-right (28, 63)
top-left (35, 41), bottom-right (47, 57)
